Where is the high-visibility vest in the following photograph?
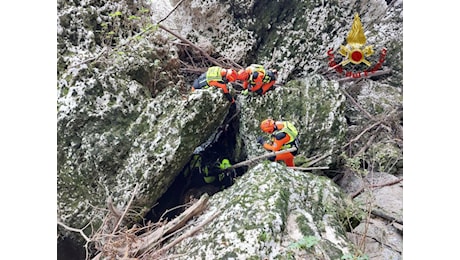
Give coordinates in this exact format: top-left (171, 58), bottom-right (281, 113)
top-left (206, 66), bottom-right (223, 83)
top-left (277, 121), bottom-right (299, 149)
top-left (249, 64), bottom-right (273, 84)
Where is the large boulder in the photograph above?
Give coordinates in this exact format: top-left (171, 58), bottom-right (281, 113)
top-left (173, 0), bottom-right (403, 87)
top-left (57, 73), bottom-right (232, 234)
top-left (57, 0), bottom-right (234, 238)
top-left (169, 162), bottom-right (364, 259)
top-left (237, 74), bottom-right (348, 166)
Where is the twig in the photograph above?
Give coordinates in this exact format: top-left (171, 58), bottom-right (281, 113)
top-left (68, 47), bottom-right (108, 68)
top-left (371, 209), bottom-right (403, 225)
top-left (351, 178), bottom-right (403, 199)
top-left (342, 121), bottom-right (382, 149)
top-left (290, 166), bottom-right (330, 171)
top-left (107, 196), bottom-right (122, 219)
top-left (354, 128), bottom-right (380, 157)
top-left (112, 184), bottom-right (140, 235)
top-left (265, 47), bottom-right (277, 69)
top-left (229, 147), bottom-right (297, 169)
top-left (158, 203), bottom-right (190, 222)
top-left (151, 210), bottom-right (221, 258)
top-left (305, 152), bottom-right (332, 167)
top-left (135, 194), bottom-right (210, 255)
top-left (155, 0), bottom-right (186, 24)
top-left (351, 230), bottom-right (402, 254)
top-left (57, 221), bottom-right (91, 243)
top-left (158, 24), bottom-right (223, 67)
top-left (340, 88), bottom-right (375, 121)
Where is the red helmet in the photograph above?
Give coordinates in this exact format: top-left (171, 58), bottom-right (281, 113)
top-left (260, 119), bottom-right (275, 133)
top-left (237, 69), bottom-right (249, 80)
top-left (226, 69), bottom-right (237, 82)
top-left (221, 68), bottom-right (237, 82)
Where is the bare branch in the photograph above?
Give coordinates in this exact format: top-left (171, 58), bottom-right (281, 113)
top-left (340, 88), bottom-right (375, 121)
top-left (290, 166), bottom-right (330, 171)
top-left (351, 178), bottom-right (403, 199)
top-left (68, 47), bottom-right (108, 69)
top-left (112, 184), bottom-right (140, 235)
top-left (342, 121), bottom-right (382, 149)
top-left (371, 209), bottom-right (403, 225)
top-left (57, 221), bottom-right (91, 243)
top-left (305, 152), bottom-right (332, 167)
top-left (354, 128), bottom-right (380, 157)
top-left (158, 24), bottom-right (224, 68)
top-left (151, 210), bottom-right (221, 258)
top-left (155, 0), bottom-right (186, 24)
top-left (229, 147), bottom-right (298, 169)
top-left (134, 194), bottom-right (210, 255)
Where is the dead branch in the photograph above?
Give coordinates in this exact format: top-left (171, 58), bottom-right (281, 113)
top-left (340, 88), bottom-right (375, 121)
top-left (91, 194), bottom-right (210, 260)
top-left (156, 203), bottom-right (189, 223)
top-left (137, 219), bottom-right (191, 258)
top-left (304, 153), bottom-right (322, 163)
top-left (371, 209), bottom-right (403, 225)
top-left (305, 152), bottom-right (332, 167)
top-left (158, 24), bottom-right (224, 68)
top-left (107, 197), bottom-right (123, 219)
top-left (350, 230), bottom-right (402, 254)
top-left (351, 178), bottom-right (403, 199)
top-left (69, 47), bottom-right (108, 69)
top-left (229, 147), bottom-right (297, 169)
top-left (150, 210), bottom-right (221, 258)
top-left (342, 121), bottom-right (382, 149)
top-left (134, 194), bottom-right (210, 255)
top-left (290, 166), bottom-right (330, 171)
top-left (57, 221), bottom-right (91, 243)
top-left (112, 184), bottom-right (140, 235)
top-left (155, 0), bottom-right (186, 24)
top-left (354, 128), bottom-right (380, 157)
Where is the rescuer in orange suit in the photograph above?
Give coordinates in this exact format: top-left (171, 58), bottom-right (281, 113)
top-left (192, 66), bottom-right (238, 103)
top-left (257, 119), bottom-right (299, 167)
top-left (237, 64), bottom-right (277, 95)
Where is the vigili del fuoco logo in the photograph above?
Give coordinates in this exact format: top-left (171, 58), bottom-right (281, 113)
top-left (327, 13), bottom-right (387, 78)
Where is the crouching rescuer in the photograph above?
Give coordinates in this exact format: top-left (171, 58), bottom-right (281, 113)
top-left (192, 66), bottom-right (237, 103)
top-left (257, 119), bottom-right (299, 167)
top-left (183, 153), bottom-right (234, 190)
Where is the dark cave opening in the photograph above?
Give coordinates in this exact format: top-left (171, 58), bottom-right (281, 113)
top-left (144, 105), bottom-right (248, 223)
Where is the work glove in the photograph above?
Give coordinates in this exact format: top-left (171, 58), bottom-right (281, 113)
top-left (219, 159), bottom-right (232, 170)
top-left (257, 136), bottom-right (265, 145)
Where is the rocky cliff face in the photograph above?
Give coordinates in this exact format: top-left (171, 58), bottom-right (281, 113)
top-left (57, 0), bottom-right (402, 258)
